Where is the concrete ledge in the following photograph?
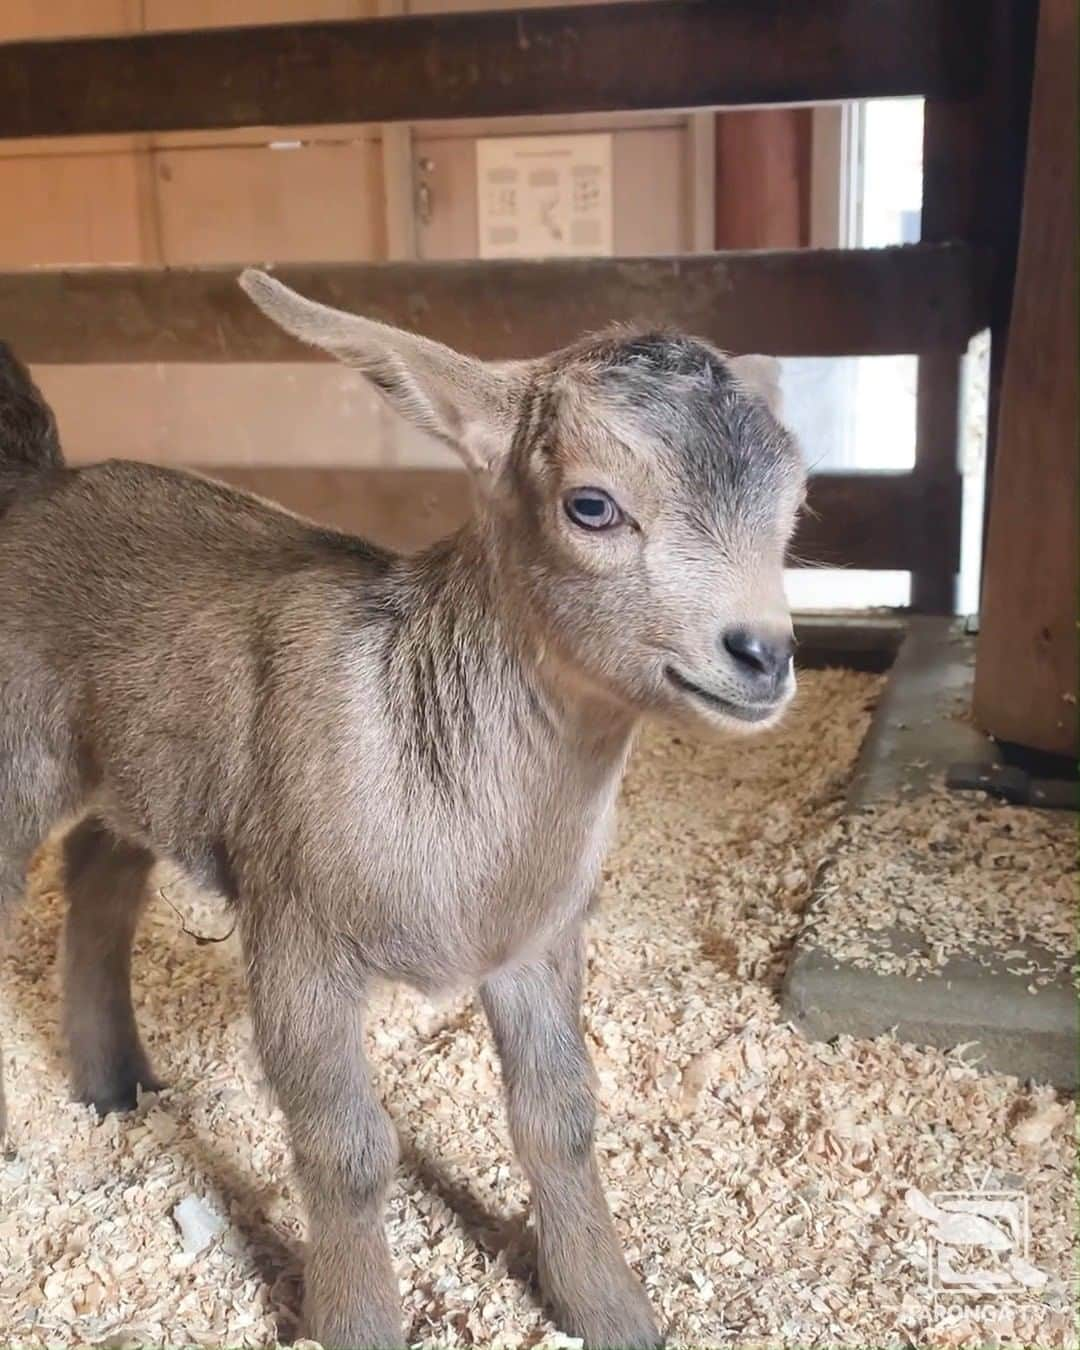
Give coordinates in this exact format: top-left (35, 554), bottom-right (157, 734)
top-left (781, 617), bottom-right (1078, 1090)
top-left (848, 615), bottom-right (993, 803)
top-left (785, 937), bottom-right (1078, 1090)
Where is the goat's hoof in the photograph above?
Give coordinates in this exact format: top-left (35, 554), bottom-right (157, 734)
top-left (301, 1316), bottom-right (406, 1350)
top-left (572, 1319), bottom-right (665, 1350)
top-left (554, 1293), bottom-right (665, 1350)
top-left (77, 1073), bottom-right (166, 1117)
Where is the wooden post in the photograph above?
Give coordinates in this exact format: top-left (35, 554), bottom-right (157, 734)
top-left (912, 0), bottom-right (1036, 613)
top-left (714, 109), bottom-right (811, 250)
top-left (973, 0), bottom-right (1078, 758)
top-left (685, 113), bottom-right (716, 253)
top-left (378, 0), bottom-right (417, 262)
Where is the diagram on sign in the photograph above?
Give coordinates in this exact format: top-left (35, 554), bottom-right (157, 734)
top-left (476, 134), bottom-right (614, 259)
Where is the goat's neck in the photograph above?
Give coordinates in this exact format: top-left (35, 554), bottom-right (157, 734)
top-left (386, 521), bottom-right (636, 770)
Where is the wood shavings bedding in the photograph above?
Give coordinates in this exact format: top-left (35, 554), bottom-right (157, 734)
top-left (1, 669), bottom-right (1075, 1349)
top-left (805, 787), bottom-right (1078, 984)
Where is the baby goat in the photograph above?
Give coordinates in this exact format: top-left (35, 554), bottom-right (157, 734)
top-left (0, 274), bottom-right (804, 1349)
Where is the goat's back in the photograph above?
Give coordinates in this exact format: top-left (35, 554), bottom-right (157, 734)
top-left (0, 459), bottom-right (394, 878)
top-left (1, 457), bottom-right (389, 621)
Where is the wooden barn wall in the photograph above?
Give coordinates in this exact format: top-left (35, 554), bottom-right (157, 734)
top-left (0, 0), bottom-right (694, 471)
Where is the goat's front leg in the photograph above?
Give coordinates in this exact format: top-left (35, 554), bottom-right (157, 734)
top-left (246, 923), bottom-right (403, 1350)
top-left (481, 927), bottom-right (663, 1349)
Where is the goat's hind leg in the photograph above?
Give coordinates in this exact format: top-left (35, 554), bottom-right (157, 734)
top-left (0, 723), bottom-right (81, 1137)
top-left (0, 848), bottom-right (28, 1141)
top-left (61, 816), bottom-right (162, 1114)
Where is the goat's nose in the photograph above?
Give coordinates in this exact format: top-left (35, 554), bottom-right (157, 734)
top-left (722, 626), bottom-right (794, 686)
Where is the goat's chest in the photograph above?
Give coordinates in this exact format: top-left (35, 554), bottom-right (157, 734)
top-left (346, 737), bottom-right (626, 986)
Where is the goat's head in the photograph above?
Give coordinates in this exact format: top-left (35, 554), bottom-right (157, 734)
top-left (241, 270), bottom-right (805, 734)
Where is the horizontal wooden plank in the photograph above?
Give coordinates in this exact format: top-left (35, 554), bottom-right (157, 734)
top-left (790, 615), bottom-right (906, 672)
top-left (0, 245), bottom-right (990, 362)
top-left (0, 0), bottom-right (983, 139)
top-left (798, 472), bottom-right (943, 572)
top-left (204, 465), bottom-right (931, 572)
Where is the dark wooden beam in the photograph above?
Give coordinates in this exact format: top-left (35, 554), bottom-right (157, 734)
top-left (0, 1), bottom-right (982, 139)
top-left (798, 473), bottom-right (926, 572)
top-left (202, 465), bottom-right (927, 573)
top-left (792, 615), bottom-right (906, 673)
top-left (1, 245), bottom-right (989, 364)
top-left (910, 348), bottom-right (963, 613)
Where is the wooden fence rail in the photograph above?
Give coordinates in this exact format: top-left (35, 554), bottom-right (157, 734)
top-left (0, 244), bottom-right (988, 364)
top-left (204, 465), bottom-right (945, 576)
top-left (0, 0), bottom-right (982, 139)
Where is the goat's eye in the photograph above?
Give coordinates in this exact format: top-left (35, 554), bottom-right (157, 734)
top-left (563, 487), bottom-right (622, 531)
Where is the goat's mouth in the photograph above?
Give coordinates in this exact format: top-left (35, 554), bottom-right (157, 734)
top-left (663, 665), bottom-right (781, 724)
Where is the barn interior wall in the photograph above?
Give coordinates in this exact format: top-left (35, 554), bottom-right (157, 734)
top-left (2, 0), bottom-right (712, 472)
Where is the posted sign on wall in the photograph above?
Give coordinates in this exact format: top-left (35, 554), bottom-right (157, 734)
top-left (476, 133), bottom-right (614, 259)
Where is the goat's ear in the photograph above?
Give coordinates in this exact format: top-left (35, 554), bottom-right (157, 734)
top-left (728, 353), bottom-right (783, 418)
top-left (239, 269), bottom-right (522, 473)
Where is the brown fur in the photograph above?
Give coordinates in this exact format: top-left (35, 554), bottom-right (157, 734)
top-left (0, 280), bottom-right (804, 1348)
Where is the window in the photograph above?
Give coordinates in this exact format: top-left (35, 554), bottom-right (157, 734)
top-left (782, 99), bottom-right (985, 614)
